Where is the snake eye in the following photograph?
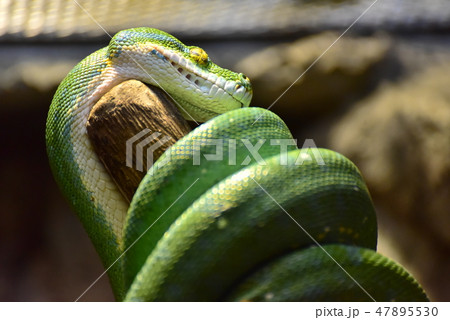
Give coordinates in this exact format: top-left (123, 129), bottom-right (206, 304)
top-left (239, 73), bottom-right (250, 82)
top-left (190, 47), bottom-right (209, 65)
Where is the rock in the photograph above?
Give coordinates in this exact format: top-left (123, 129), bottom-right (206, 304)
top-left (235, 32), bottom-right (391, 118)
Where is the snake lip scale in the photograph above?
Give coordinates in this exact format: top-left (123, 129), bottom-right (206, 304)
top-left (46, 27), bottom-right (428, 301)
top-left (163, 49), bottom-right (252, 107)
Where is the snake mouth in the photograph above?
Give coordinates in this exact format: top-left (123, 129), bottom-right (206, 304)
top-left (183, 101), bottom-right (222, 122)
top-left (163, 50), bottom-right (252, 107)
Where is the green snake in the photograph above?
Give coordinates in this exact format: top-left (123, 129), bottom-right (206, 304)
top-left (46, 27), bottom-right (428, 301)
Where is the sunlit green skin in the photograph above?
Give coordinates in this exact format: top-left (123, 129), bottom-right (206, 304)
top-left (47, 28), bottom-right (428, 301)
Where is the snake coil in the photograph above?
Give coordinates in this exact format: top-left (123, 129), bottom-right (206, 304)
top-left (46, 28), bottom-right (428, 301)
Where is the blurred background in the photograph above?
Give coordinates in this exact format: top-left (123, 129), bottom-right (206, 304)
top-left (0, 0), bottom-right (449, 301)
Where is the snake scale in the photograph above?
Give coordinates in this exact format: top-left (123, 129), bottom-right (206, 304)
top-left (46, 27), bottom-right (428, 301)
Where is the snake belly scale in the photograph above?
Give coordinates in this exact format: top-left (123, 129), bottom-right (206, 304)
top-left (46, 27), bottom-right (428, 301)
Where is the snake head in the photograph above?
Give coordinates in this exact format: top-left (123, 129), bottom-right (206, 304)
top-left (108, 28), bottom-right (253, 122)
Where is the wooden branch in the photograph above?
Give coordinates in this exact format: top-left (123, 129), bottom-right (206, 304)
top-left (86, 80), bottom-right (192, 202)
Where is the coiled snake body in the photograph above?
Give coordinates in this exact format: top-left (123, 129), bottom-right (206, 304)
top-left (46, 28), bottom-right (428, 301)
